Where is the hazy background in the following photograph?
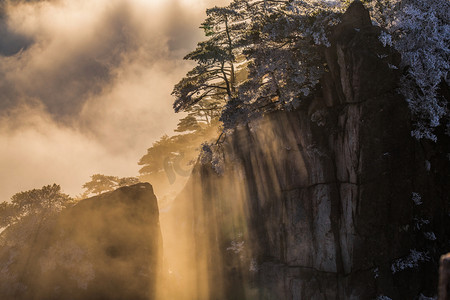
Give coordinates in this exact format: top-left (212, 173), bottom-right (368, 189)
top-left (0, 0), bottom-right (228, 200)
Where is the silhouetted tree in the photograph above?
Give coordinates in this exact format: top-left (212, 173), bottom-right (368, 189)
top-left (82, 174), bottom-right (118, 195)
top-left (138, 120), bottom-right (221, 186)
top-left (11, 184), bottom-right (72, 216)
top-left (0, 202), bottom-right (17, 228)
top-left (117, 176), bottom-right (140, 187)
top-left (172, 4), bottom-right (248, 113)
top-left (0, 184), bottom-right (72, 229)
top-left (82, 174), bottom-right (141, 197)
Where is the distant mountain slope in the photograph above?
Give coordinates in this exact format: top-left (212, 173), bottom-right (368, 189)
top-left (0, 182), bottom-right (162, 300)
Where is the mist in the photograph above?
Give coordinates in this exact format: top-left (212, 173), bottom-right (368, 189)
top-left (0, 0), bottom-right (228, 200)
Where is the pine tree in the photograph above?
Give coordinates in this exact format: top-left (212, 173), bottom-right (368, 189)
top-left (174, 0), bottom-right (449, 140)
top-left (221, 0), bottom-right (343, 129)
top-left (0, 184), bottom-right (72, 228)
top-left (172, 4), bottom-right (248, 113)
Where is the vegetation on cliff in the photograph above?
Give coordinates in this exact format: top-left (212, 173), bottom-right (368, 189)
top-left (0, 184), bottom-right (73, 229)
top-left (136, 0), bottom-right (448, 203)
top-left (172, 0), bottom-right (449, 140)
top-left (0, 183), bottom-right (161, 300)
top-left (163, 1), bottom-right (449, 299)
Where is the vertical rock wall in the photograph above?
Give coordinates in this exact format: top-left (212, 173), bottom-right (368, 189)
top-left (173, 2), bottom-right (450, 299)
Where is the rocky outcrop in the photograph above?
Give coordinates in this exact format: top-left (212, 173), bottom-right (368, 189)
top-left (0, 183), bottom-right (162, 300)
top-left (171, 2), bottom-right (450, 299)
top-left (439, 253), bottom-right (450, 300)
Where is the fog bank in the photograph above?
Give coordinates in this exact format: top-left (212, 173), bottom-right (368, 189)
top-left (0, 0), bottom-right (228, 200)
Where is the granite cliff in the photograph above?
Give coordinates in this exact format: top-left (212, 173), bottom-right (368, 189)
top-left (168, 2), bottom-right (450, 299)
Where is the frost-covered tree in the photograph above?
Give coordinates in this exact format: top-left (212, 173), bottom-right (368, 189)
top-left (177, 0), bottom-right (449, 140)
top-left (221, 0), bottom-right (343, 129)
top-left (367, 0), bottom-right (450, 141)
top-left (393, 0), bottom-right (449, 141)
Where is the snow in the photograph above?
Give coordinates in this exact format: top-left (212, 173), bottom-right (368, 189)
top-left (423, 231), bottom-right (437, 241)
top-left (391, 249), bottom-right (430, 274)
top-left (418, 294), bottom-right (437, 300)
top-left (227, 240), bottom-right (245, 254)
top-left (378, 31), bottom-right (393, 47)
top-left (412, 192), bottom-right (423, 205)
top-left (413, 217), bottom-right (429, 230)
top-left (376, 296), bottom-right (393, 300)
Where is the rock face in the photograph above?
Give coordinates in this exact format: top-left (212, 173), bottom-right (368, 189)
top-left (171, 2), bottom-right (450, 299)
top-left (0, 183), bottom-right (162, 300)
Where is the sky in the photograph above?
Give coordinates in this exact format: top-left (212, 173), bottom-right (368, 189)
top-left (0, 0), bottom-right (228, 201)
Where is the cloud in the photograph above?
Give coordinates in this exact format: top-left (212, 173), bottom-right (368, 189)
top-left (0, 0), bottom-right (228, 200)
top-left (1, 0), bottom-right (165, 118)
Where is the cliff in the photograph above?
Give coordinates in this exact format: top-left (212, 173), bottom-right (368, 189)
top-left (0, 182), bottom-right (162, 300)
top-left (169, 2), bottom-right (450, 299)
